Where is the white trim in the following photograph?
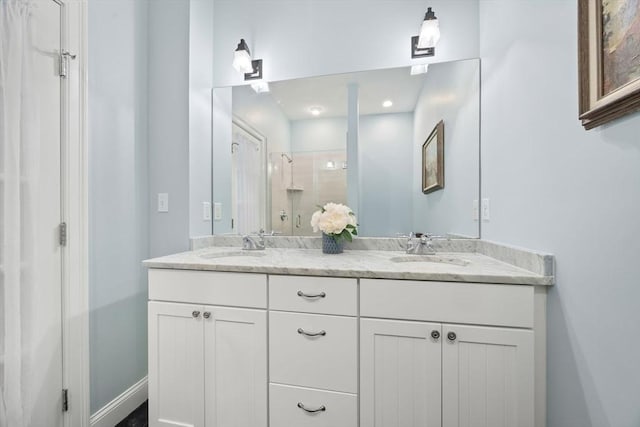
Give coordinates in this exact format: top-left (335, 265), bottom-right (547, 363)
top-left (89, 377), bottom-right (148, 427)
top-left (62, 1), bottom-right (90, 427)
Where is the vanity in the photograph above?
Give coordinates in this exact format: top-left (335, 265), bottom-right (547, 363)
top-left (144, 238), bottom-right (553, 427)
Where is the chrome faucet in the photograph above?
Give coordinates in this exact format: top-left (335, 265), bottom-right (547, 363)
top-left (405, 233), bottom-right (448, 255)
top-left (242, 229), bottom-right (265, 250)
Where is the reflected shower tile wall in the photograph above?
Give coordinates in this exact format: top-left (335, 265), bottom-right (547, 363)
top-left (269, 150), bottom-right (347, 236)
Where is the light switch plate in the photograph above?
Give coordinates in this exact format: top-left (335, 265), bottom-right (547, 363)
top-left (214, 202), bottom-right (222, 221)
top-left (473, 199), bottom-right (479, 221)
top-left (481, 198), bottom-right (490, 222)
top-left (203, 202), bottom-right (212, 221)
top-left (157, 193), bottom-right (169, 213)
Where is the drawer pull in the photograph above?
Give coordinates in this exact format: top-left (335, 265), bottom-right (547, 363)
top-left (297, 402), bottom-right (326, 413)
top-left (297, 327), bottom-right (327, 337)
top-left (297, 290), bottom-right (327, 299)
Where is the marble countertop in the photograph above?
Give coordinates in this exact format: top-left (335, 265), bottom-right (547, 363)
top-left (144, 246), bottom-right (554, 286)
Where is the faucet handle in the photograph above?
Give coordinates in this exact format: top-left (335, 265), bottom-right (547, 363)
top-left (424, 233), bottom-right (449, 240)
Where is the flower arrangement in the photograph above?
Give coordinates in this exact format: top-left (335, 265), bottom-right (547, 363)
top-left (310, 202), bottom-right (358, 242)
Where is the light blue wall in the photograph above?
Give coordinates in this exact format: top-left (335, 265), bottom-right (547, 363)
top-left (290, 118), bottom-right (346, 153)
top-left (148, 0), bottom-right (191, 257)
top-left (479, 2), bottom-right (640, 426)
top-left (359, 113), bottom-right (413, 236)
top-left (189, 0), bottom-right (215, 238)
top-left (412, 59), bottom-right (480, 237)
top-left (212, 0), bottom-right (480, 87)
top-left (88, 0), bottom-right (149, 414)
top-left (233, 85), bottom-right (292, 154)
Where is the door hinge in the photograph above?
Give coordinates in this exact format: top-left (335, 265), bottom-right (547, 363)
top-left (62, 389), bottom-right (69, 412)
top-left (59, 222), bottom-right (67, 246)
top-left (58, 50), bottom-right (77, 78)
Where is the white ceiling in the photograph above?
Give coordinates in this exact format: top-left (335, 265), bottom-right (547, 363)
top-left (267, 66), bottom-right (429, 121)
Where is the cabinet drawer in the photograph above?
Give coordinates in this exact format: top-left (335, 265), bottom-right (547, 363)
top-left (270, 383), bottom-right (357, 427)
top-left (361, 279), bottom-right (534, 328)
top-left (269, 275), bottom-right (357, 316)
top-left (269, 312), bottom-right (357, 393)
top-left (148, 269), bottom-right (267, 308)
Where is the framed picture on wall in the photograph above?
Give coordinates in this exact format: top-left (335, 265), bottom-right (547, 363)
top-left (422, 120), bottom-right (444, 194)
top-left (578, 0), bottom-right (640, 129)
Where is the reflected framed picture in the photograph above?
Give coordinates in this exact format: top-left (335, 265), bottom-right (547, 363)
top-left (422, 120), bottom-right (444, 194)
top-left (578, 0), bottom-right (640, 129)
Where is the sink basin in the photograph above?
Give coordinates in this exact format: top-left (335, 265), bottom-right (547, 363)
top-left (200, 250), bottom-right (267, 259)
top-left (389, 255), bottom-right (469, 267)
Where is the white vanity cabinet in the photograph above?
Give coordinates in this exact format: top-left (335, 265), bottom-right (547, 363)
top-left (148, 270), bottom-right (268, 427)
top-left (268, 275), bottom-right (359, 427)
top-left (148, 268), bottom-right (547, 427)
top-left (360, 278), bottom-right (543, 427)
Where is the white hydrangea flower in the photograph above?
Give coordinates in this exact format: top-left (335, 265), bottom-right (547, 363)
top-left (309, 202), bottom-right (358, 238)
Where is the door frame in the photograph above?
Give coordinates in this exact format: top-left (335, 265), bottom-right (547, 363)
top-left (60, 1), bottom-right (90, 426)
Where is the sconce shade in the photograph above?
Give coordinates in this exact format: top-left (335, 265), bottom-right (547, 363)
top-left (417, 7), bottom-right (440, 48)
top-left (233, 39), bottom-right (254, 73)
top-left (410, 64), bottom-right (429, 75)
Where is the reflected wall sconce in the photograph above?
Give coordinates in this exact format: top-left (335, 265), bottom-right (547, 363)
top-left (411, 7), bottom-right (440, 58)
top-left (410, 64), bottom-right (429, 75)
top-left (233, 38), bottom-right (263, 80)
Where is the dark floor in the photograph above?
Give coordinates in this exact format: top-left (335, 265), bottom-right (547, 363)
top-left (116, 401), bottom-right (148, 427)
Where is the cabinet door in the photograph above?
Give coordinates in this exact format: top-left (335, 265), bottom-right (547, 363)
top-left (148, 302), bottom-right (205, 427)
top-left (360, 319), bottom-right (442, 427)
top-left (204, 306), bottom-right (268, 427)
top-left (442, 324), bottom-right (534, 427)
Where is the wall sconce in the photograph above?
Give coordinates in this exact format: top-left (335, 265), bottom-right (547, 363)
top-left (411, 7), bottom-right (440, 58)
top-left (233, 38), bottom-right (263, 80)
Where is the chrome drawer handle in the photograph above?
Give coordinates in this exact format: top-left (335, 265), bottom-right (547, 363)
top-left (297, 402), bottom-right (326, 413)
top-left (297, 328), bottom-right (326, 337)
top-left (297, 290), bottom-right (326, 299)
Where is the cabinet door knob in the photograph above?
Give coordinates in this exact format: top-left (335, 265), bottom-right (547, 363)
top-left (297, 328), bottom-right (327, 337)
top-left (192, 310), bottom-right (201, 318)
top-left (447, 331), bottom-right (457, 342)
top-left (203, 312), bottom-right (211, 319)
top-left (431, 330), bottom-right (440, 340)
top-left (297, 290), bottom-right (326, 299)
top-left (297, 402), bottom-right (326, 413)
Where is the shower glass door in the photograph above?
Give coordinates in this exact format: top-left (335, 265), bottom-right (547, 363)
top-left (269, 150), bottom-right (347, 236)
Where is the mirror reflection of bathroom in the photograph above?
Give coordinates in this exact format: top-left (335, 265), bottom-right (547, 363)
top-left (214, 58), bottom-right (480, 238)
top-left (270, 150), bottom-right (348, 236)
top-left (230, 121), bottom-right (267, 235)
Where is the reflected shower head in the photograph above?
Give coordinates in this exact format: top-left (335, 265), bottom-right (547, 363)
top-left (281, 153), bottom-right (293, 163)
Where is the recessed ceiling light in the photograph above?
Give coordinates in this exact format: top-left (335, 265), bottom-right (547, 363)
top-left (382, 100), bottom-right (393, 108)
top-left (309, 106), bottom-right (324, 116)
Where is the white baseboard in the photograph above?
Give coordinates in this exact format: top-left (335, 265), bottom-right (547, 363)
top-left (90, 376), bottom-right (148, 427)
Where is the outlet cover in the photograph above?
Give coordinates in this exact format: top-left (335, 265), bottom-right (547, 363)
top-left (203, 202), bottom-right (212, 221)
top-left (157, 193), bottom-right (169, 213)
top-left (214, 202), bottom-right (222, 221)
top-left (481, 198), bottom-right (490, 222)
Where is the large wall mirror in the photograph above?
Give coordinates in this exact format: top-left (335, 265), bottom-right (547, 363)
top-left (212, 58), bottom-right (480, 238)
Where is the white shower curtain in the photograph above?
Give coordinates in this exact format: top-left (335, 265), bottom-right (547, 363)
top-left (233, 130), bottom-right (264, 235)
top-left (0, 1), bottom-right (40, 426)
